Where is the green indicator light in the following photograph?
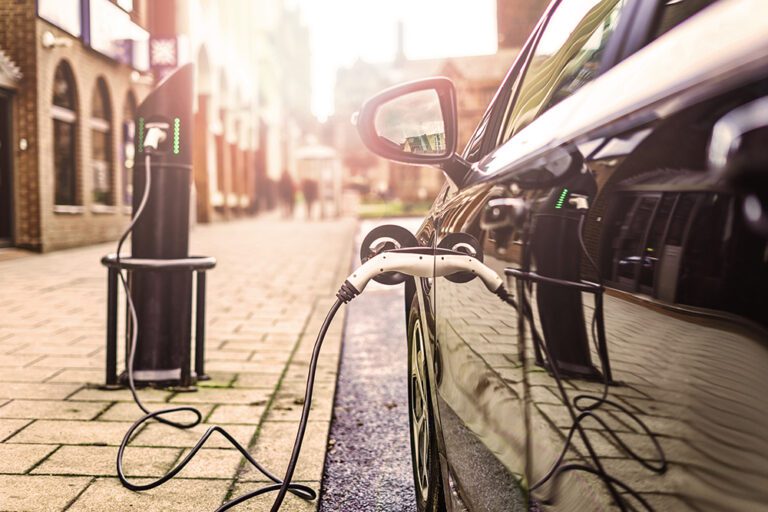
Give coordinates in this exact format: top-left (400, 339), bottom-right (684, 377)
top-left (173, 117), bottom-right (181, 155)
top-left (555, 188), bottom-right (569, 209)
top-left (137, 117), bottom-right (145, 153)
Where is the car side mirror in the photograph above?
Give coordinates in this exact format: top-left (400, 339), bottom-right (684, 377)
top-left (355, 77), bottom-right (469, 186)
top-left (709, 96), bottom-right (768, 237)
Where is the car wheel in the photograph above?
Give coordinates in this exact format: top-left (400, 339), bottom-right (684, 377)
top-left (407, 297), bottom-right (445, 512)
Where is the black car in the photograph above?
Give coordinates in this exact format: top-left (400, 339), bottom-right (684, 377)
top-left (355, 0), bottom-right (768, 510)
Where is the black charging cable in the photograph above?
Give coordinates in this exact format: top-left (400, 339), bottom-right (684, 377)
top-left (114, 152), bottom-right (349, 511)
top-left (500, 212), bottom-right (667, 511)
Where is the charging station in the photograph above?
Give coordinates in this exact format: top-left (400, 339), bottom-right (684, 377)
top-left (102, 63), bottom-right (215, 389)
top-left (102, 68), bottom-right (625, 512)
top-left (101, 67), bottom-right (634, 509)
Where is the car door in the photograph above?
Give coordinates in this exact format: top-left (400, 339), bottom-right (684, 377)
top-left (430, 0), bottom-right (636, 509)
top-left (515, 86), bottom-right (768, 512)
top-left (434, 1), bottom-right (768, 511)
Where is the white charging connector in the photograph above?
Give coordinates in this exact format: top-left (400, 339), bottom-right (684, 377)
top-left (143, 122), bottom-right (169, 152)
top-left (344, 250), bottom-right (505, 295)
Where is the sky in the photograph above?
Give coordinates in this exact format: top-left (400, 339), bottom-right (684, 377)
top-left (287, 0), bottom-right (498, 120)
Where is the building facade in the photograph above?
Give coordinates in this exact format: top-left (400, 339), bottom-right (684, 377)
top-left (497, 0), bottom-right (550, 49)
top-left (0, 0), bottom-right (313, 251)
top-left (0, 0), bottom-right (151, 251)
top-left (173, 0), bottom-right (312, 222)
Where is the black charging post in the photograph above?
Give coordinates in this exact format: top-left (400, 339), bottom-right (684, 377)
top-left (102, 64), bottom-right (215, 389)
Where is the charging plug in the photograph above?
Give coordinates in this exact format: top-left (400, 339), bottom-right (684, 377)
top-left (338, 249), bottom-right (506, 301)
top-left (143, 122), bottom-right (169, 152)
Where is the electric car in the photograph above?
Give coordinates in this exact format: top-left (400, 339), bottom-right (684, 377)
top-left (355, 0), bottom-right (768, 510)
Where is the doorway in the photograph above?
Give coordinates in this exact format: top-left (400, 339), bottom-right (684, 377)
top-left (0, 90), bottom-right (13, 246)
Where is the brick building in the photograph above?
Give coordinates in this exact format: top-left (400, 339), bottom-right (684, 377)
top-left (497, 0), bottom-right (550, 49)
top-left (0, 0), bottom-right (313, 250)
top-left (181, 0), bottom-right (312, 222)
top-left (0, 0), bottom-right (152, 251)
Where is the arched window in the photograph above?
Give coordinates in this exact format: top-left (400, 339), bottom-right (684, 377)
top-left (52, 61), bottom-right (78, 206)
top-left (122, 91), bottom-right (137, 209)
top-left (91, 78), bottom-right (113, 206)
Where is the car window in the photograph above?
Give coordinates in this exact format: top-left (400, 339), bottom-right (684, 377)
top-left (498, 0), bottom-right (627, 144)
top-left (650, 0), bottom-right (719, 41)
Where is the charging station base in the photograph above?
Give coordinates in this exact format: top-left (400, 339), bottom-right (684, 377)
top-left (101, 254), bottom-right (216, 389)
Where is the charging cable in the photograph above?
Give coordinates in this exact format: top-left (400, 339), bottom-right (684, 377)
top-left (115, 148), bottom-right (316, 511)
top-left (114, 148), bottom-right (513, 511)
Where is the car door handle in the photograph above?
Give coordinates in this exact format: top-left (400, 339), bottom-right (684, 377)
top-left (709, 96), bottom-right (768, 174)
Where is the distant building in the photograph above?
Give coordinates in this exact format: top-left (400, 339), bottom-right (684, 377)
top-left (0, 0), bottom-right (314, 252)
top-left (0, 0), bottom-right (152, 251)
top-left (497, 0), bottom-right (549, 49)
top-left (178, 0), bottom-right (312, 222)
top-left (331, 2), bottom-right (549, 204)
top-left (295, 142), bottom-right (343, 218)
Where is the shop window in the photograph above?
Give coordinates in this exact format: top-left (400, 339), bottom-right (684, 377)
top-left (52, 61), bottom-right (78, 206)
top-left (677, 193), bottom-right (731, 309)
top-left (650, 0), bottom-right (719, 42)
top-left (122, 92), bottom-right (137, 210)
top-left (638, 194), bottom-right (676, 291)
top-left (91, 78), bottom-right (113, 206)
top-left (610, 194), bottom-right (659, 289)
top-left (664, 193), bottom-right (698, 246)
top-left (604, 190), bottom-right (768, 324)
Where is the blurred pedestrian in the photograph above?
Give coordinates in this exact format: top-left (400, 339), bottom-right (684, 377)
top-left (301, 178), bottom-right (319, 220)
top-left (278, 169), bottom-right (295, 218)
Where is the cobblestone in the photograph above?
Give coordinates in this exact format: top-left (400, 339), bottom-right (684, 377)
top-left (0, 217), bottom-right (356, 511)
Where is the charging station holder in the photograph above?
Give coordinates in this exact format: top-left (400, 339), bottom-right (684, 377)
top-left (101, 254), bottom-right (216, 389)
top-left (505, 267), bottom-right (613, 384)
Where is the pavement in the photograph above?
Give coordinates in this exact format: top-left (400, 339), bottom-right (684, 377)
top-left (319, 219), bottom-right (421, 512)
top-left (0, 216), bottom-right (357, 512)
top-left (319, 286), bottom-right (415, 512)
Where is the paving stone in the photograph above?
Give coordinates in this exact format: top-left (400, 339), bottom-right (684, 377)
top-left (0, 475), bottom-right (92, 511)
top-left (0, 444), bottom-right (57, 473)
top-left (0, 354), bottom-right (44, 367)
top-left (228, 481), bottom-right (319, 511)
top-left (0, 400), bottom-right (108, 420)
top-left (33, 445), bottom-right (181, 478)
top-left (98, 402), bottom-right (214, 422)
top-left (66, 477), bottom-right (230, 512)
top-left (6, 420), bottom-right (137, 446)
top-left (265, 390), bottom-right (335, 423)
top-left (231, 373), bottom-right (282, 390)
top-left (0, 418), bottom-right (32, 442)
top-left (241, 421), bottom-right (330, 482)
top-left (206, 360), bottom-right (289, 373)
top-left (0, 368), bottom-right (59, 383)
top-left (172, 448), bottom-right (243, 479)
top-left (208, 404), bottom-right (267, 425)
top-left (133, 422), bottom-right (257, 450)
top-left (45, 369), bottom-right (105, 384)
top-left (30, 356), bottom-right (104, 369)
top-left (68, 387), bottom-right (172, 403)
top-left (169, 387), bottom-right (273, 405)
top-left (196, 371), bottom-right (237, 388)
top-left (12, 344), bottom-right (101, 357)
top-left (0, 382), bottom-right (82, 400)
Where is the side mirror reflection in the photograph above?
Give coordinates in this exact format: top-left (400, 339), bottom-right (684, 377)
top-left (374, 89), bottom-right (448, 157)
